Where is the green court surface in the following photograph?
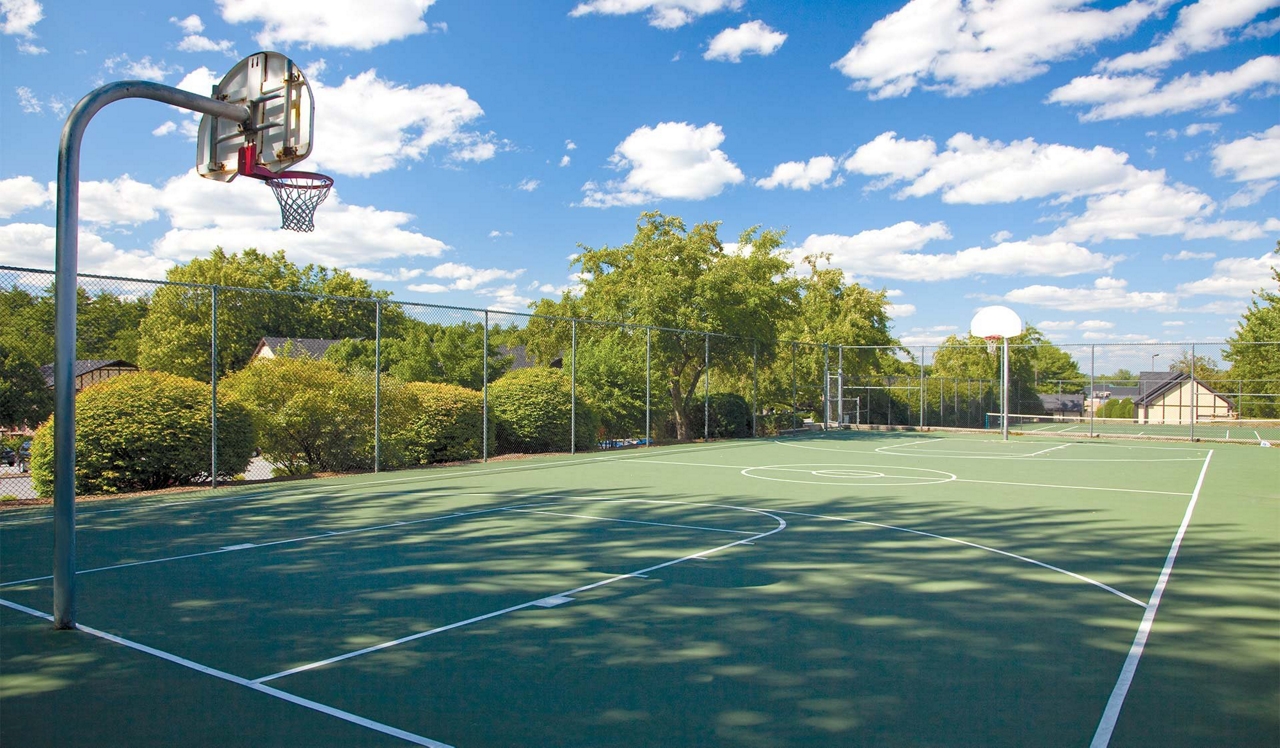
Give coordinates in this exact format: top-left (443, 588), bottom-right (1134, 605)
top-left (2, 432), bottom-right (1276, 747)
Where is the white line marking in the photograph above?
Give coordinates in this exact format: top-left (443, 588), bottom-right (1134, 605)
top-left (771, 509), bottom-right (1147, 608)
top-left (221, 543), bottom-right (256, 551)
top-left (509, 508), bottom-right (756, 535)
top-left (1090, 450), bottom-right (1214, 747)
top-left (1025, 443), bottom-right (1071, 457)
top-left (253, 503), bottom-right (788, 683)
top-left (953, 478), bottom-right (1191, 497)
top-left (0, 598), bottom-right (453, 748)
top-left (532, 596), bottom-right (574, 607)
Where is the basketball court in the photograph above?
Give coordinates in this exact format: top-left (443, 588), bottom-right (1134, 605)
top-left (3, 431), bottom-right (1275, 747)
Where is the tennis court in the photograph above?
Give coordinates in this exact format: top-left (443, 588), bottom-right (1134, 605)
top-left (2, 431), bottom-right (1276, 747)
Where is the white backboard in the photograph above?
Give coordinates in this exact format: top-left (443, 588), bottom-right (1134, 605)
top-left (970, 305), bottom-right (1024, 339)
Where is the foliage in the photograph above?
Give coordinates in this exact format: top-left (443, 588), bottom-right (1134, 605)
top-left (1099, 397), bottom-right (1134, 420)
top-left (682, 392), bottom-right (752, 439)
top-left (488, 367), bottom-right (597, 454)
top-left (929, 326), bottom-right (1077, 416)
top-left (137, 248), bottom-right (398, 380)
top-left (0, 285), bottom-right (147, 367)
top-left (323, 320), bottom-right (513, 390)
top-left (0, 341), bottom-right (52, 429)
top-left (220, 356), bottom-right (416, 475)
top-left (399, 382), bottom-right (490, 464)
top-left (529, 213), bottom-right (798, 440)
top-left (1224, 242), bottom-right (1280, 417)
top-left (29, 371), bottom-right (253, 497)
top-left (570, 330), bottom-right (649, 440)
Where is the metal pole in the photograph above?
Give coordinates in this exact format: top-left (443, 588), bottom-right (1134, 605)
top-left (1002, 338), bottom-right (1010, 441)
top-left (374, 299), bottom-right (381, 473)
top-left (752, 340), bottom-right (758, 438)
top-left (52, 80), bottom-right (249, 630)
top-left (823, 344), bottom-right (830, 429)
top-left (1190, 344), bottom-right (1196, 440)
top-left (1089, 345), bottom-right (1095, 438)
top-left (645, 327), bottom-right (651, 446)
top-left (703, 332), bottom-right (710, 441)
top-left (482, 311), bottom-right (489, 462)
top-left (919, 346), bottom-right (926, 429)
top-left (210, 286), bottom-right (218, 489)
top-left (791, 342), bottom-right (797, 431)
top-left (837, 346), bottom-right (844, 427)
top-left (571, 319), bottom-right (577, 454)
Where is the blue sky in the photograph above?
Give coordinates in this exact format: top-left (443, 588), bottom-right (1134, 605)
top-left (1, 0), bottom-right (1277, 349)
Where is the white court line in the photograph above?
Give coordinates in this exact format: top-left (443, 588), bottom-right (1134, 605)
top-left (509, 509), bottom-right (757, 535)
top-left (1024, 443), bottom-right (1072, 457)
top-left (252, 502), bottom-right (787, 683)
top-left (0, 597), bottom-right (453, 747)
top-left (0, 504), bottom-right (531, 588)
top-left (1090, 450), bottom-right (1214, 747)
top-left (770, 509), bottom-right (1146, 608)
top-left (953, 478), bottom-right (1191, 497)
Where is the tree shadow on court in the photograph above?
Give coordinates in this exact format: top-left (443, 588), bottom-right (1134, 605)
top-left (3, 463), bottom-right (1275, 748)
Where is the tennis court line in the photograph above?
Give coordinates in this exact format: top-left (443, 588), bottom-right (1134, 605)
top-left (0, 597), bottom-right (453, 747)
top-left (1024, 443), bottom-right (1071, 457)
top-left (1090, 449), bottom-right (1215, 747)
top-left (0, 503), bottom-right (535, 588)
top-left (953, 478), bottom-right (1192, 497)
top-left (771, 509), bottom-right (1147, 607)
top-left (509, 509), bottom-right (758, 535)
top-left (252, 503), bottom-right (788, 684)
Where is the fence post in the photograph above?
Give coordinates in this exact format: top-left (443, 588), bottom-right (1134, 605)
top-left (791, 341), bottom-right (798, 431)
top-left (645, 327), bottom-right (651, 447)
top-left (704, 333), bottom-right (710, 441)
top-left (374, 299), bottom-right (381, 473)
top-left (919, 345), bottom-right (925, 429)
top-left (1089, 345), bottom-right (1095, 437)
top-left (837, 346), bottom-right (843, 427)
top-left (483, 311), bottom-right (489, 462)
top-left (210, 285), bottom-right (218, 489)
top-left (571, 319), bottom-right (577, 454)
top-left (823, 344), bottom-right (830, 429)
top-left (752, 339), bottom-right (758, 438)
top-left (1190, 343), bottom-right (1196, 441)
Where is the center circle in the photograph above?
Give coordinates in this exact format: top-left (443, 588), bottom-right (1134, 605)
top-left (811, 469), bottom-right (885, 479)
top-left (740, 463), bottom-right (956, 487)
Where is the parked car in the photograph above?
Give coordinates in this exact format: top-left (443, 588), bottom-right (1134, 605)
top-left (18, 441), bottom-right (30, 470)
top-left (0, 447), bottom-right (13, 467)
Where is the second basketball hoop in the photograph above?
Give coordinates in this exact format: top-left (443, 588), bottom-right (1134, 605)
top-left (196, 51), bottom-right (332, 232)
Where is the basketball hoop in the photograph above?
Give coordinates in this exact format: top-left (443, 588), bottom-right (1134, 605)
top-left (984, 335), bottom-right (1000, 355)
top-left (267, 172), bottom-right (333, 232)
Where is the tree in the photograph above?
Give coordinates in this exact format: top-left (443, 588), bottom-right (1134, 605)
top-left (0, 342), bottom-right (52, 429)
top-left (1224, 242), bottom-right (1280, 416)
top-left (324, 319), bottom-right (512, 389)
top-left (930, 325), bottom-right (1078, 416)
top-left (530, 213), bottom-right (798, 440)
top-left (137, 248), bottom-right (393, 380)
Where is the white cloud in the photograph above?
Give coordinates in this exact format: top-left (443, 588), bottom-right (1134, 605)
top-left (560, 155), bottom-right (571, 167)
top-left (1097, 0), bottom-right (1280, 72)
top-left (407, 282), bottom-right (449, 293)
top-left (425, 262), bottom-right (525, 290)
top-left (565, 140), bottom-right (577, 150)
top-left (488, 230), bottom-right (512, 238)
top-left (1212, 125), bottom-right (1280, 181)
top-left (1177, 253), bottom-right (1279, 297)
top-left (1048, 55), bottom-right (1280, 121)
top-left (475, 284), bottom-right (535, 312)
top-left (1163, 250), bottom-right (1216, 260)
top-left (347, 267), bottom-right (424, 282)
top-left (152, 121), bottom-right (177, 137)
top-left (177, 35), bottom-right (237, 56)
top-left (705, 20), bottom-right (786, 63)
top-left (1000, 277), bottom-right (1179, 312)
top-left (991, 230), bottom-right (1013, 242)
top-left (170, 14), bottom-right (204, 34)
top-left (0, 223), bottom-right (175, 278)
top-left (2, 0), bottom-right (43, 51)
top-left (1036, 319), bottom-right (1116, 331)
top-left (175, 66), bottom-right (220, 97)
top-left (800, 220), bottom-right (1118, 281)
top-left (79, 175), bottom-right (163, 225)
top-left (517, 178), bottom-right (540, 192)
top-left (15, 85), bottom-right (40, 113)
top-left (832, 0), bottom-right (1166, 99)
top-left (218, 0), bottom-right (441, 50)
top-left (579, 121), bottom-right (744, 207)
top-left (0, 175), bottom-right (52, 218)
top-left (845, 131), bottom-right (1150, 204)
top-left (104, 54), bottom-right (180, 82)
top-left (1046, 180), bottom-right (1268, 243)
top-left (306, 69), bottom-right (493, 177)
top-left (756, 156), bottom-right (837, 190)
top-left (1184, 122), bottom-right (1219, 136)
top-left (1162, 320), bottom-right (1185, 326)
top-left (1035, 320), bottom-right (1078, 330)
top-left (887, 302), bottom-right (916, 318)
top-left (1224, 180), bottom-right (1277, 209)
top-left (569, 0), bottom-right (743, 29)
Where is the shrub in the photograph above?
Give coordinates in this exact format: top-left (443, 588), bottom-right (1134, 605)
top-left (399, 382), bottom-right (490, 464)
top-left (677, 392), bottom-right (753, 440)
top-left (221, 357), bottom-right (416, 475)
top-left (488, 368), bottom-right (598, 454)
top-left (30, 371), bottom-right (254, 497)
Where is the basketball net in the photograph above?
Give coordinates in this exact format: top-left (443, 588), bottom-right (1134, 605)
top-left (985, 335), bottom-right (1000, 355)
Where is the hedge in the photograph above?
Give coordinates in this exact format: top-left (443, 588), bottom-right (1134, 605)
top-left (400, 382), bottom-right (490, 464)
top-left (220, 356), bottom-right (416, 474)
top-left (30, 371), bottom-right (254, 496)
top-left (677, 392), bottom-right (753, 440)
top-left (488, 368), bottom-right (598, 454)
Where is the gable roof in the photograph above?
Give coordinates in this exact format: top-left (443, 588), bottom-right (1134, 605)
top-left (39, 359), bottom-right (136, 387)
top-left (1132, 370), bottom-right (1226, 406)
top-left (253, 337), bottom-right (346, 360)
top-left (1039, 394), bottom-right (1083, 413)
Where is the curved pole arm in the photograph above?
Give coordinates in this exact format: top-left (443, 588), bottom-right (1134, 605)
top-left (51, 81), bottom-right (248, 629)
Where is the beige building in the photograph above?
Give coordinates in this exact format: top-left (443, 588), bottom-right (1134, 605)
top-left (1134, 372), bottom-right (1235, 424)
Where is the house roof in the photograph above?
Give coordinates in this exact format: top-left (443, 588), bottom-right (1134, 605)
top-left (39, 359), bottom-right (136, 387)
top-left (1132, 371), bottom-right (1229, 406)
top-left (1039, 394), bottom-right (1083, 412)
top-left (254, 337), bottom-right (346, 360)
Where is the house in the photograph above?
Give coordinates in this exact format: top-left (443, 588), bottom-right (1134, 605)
top-left (251, 337), bottom-right (346, 361)
top-left (1133, 371), bottom-right (1235, 424)
top-left (1038, 393), bottom-right (1083, 417)
top-left (497, 344), bottom-right (562, 370)
top-left (39, 360), bottom-right (138, 393)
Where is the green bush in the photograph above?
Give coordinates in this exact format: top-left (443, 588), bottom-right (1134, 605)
top-left (677, 392), bottom-right (753, 440)
top-left (488, 368), bottom-right (598, 454)
top-left (221, 357), bottom-right (416, 474)
top-left (400, 382), bottom-right (490, 464)
top-left (1099, 397), bottom-right (1135, 420)
top-left (30, 371), bottom-right (254, 497)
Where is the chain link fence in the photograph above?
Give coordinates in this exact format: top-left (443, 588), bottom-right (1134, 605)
top-left (2, 264), bottom-right (1277, 501)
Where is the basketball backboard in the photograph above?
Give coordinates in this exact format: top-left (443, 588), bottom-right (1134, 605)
top-left (970, 305), bottom-right (1023, 340)
top-left (196, 52), bottom-right (315, 182)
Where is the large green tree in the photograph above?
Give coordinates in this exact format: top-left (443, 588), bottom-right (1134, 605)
top-left (137, 248), bottom-right (396, 380)
top-left (930, 324), bottom-right (1080, 415)
top-left (0, 342), bottom-right (53, 429)
top-left (529, 213), bottom-right (798, 440)
top-left (1224, 242), bottom-right (1280, 416)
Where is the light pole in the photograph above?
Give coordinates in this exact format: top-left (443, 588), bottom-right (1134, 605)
top-left (1151, 353), bottom-right (1160, 372)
